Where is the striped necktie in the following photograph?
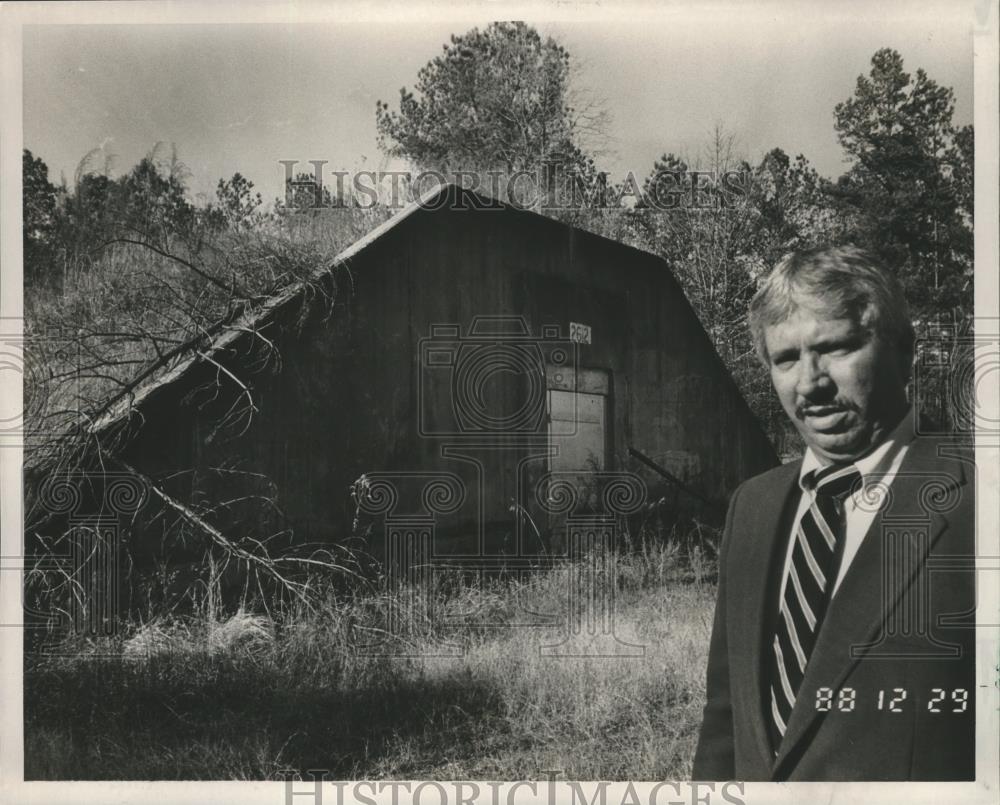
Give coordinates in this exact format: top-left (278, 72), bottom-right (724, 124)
top-left (768, 462), bottom-right (862, 750)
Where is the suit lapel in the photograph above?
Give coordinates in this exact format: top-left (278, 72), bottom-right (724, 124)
top-left (771, 436), bottom-right (968, 776)
top-left (727, 459), bottom-right (801, 775)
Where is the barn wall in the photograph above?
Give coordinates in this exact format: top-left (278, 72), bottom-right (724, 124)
top-left (117, 191), bottom-right (776, 559)
top-left (342, 193), bottom-right (776, 551)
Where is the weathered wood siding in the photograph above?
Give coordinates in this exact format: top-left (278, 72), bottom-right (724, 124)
top-left (120, 186), bottom-right (777, 556)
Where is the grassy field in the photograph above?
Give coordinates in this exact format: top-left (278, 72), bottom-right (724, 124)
top-left (24, 542), bottom-right (716, 781)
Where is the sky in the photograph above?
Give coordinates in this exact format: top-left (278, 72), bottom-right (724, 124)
top-left (22, 2), bottom-right (976, 205)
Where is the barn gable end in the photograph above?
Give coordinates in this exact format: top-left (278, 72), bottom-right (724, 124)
top-left (36, 183), bottom-right (777, 562)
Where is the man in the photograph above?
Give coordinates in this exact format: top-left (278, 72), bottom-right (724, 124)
top-left (692, 246), bottom-right (976, 781)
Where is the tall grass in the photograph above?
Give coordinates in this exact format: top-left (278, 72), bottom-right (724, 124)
top-left (24, 537), bottom-right (715, 780)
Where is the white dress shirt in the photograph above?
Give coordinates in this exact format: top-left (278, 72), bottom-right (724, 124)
top-left (777, 409), bottom-right (917, 603)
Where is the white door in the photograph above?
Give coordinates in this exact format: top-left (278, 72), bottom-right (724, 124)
top-left (548, 388), bottom-right (607, 473)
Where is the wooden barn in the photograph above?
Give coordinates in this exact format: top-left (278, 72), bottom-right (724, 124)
top-left (36, 183), bottom-right (777, 570)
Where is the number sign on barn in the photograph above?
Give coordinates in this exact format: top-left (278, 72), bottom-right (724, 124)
top-left (569, 322), bottom-right (592, 344)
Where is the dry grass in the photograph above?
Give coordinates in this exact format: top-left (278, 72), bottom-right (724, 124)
top-left (24, 541), bottom-right (715, 781)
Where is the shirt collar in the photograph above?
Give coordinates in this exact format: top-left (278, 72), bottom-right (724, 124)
top-left (798, 408), bottom-right (916, 493)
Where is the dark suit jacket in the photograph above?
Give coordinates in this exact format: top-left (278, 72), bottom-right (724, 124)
top-left (692, 433), bottom-right (977, 781)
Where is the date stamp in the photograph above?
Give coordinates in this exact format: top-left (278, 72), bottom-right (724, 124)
top-left (814, 686), bottom-right (971, 713)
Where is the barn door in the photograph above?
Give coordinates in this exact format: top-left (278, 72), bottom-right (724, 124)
top-left (548, 389), bottom-right (606, 472)
top-left (545, 367), bottom-right (611, 513)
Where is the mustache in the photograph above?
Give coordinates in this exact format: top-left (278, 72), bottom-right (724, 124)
top-left (795, 400), bottom-right (859, 420)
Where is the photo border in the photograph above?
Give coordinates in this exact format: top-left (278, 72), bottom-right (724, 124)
top-left (1, 2), bottom-right (996, 803)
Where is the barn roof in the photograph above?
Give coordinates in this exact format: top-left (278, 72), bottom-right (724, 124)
top-left (85, 181), bottom-right (676, 445)
top-left (87, 181), bottom-right (453, 441)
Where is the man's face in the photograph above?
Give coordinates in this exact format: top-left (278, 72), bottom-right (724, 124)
top-left (763, 303), bottom-right (911, 464)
